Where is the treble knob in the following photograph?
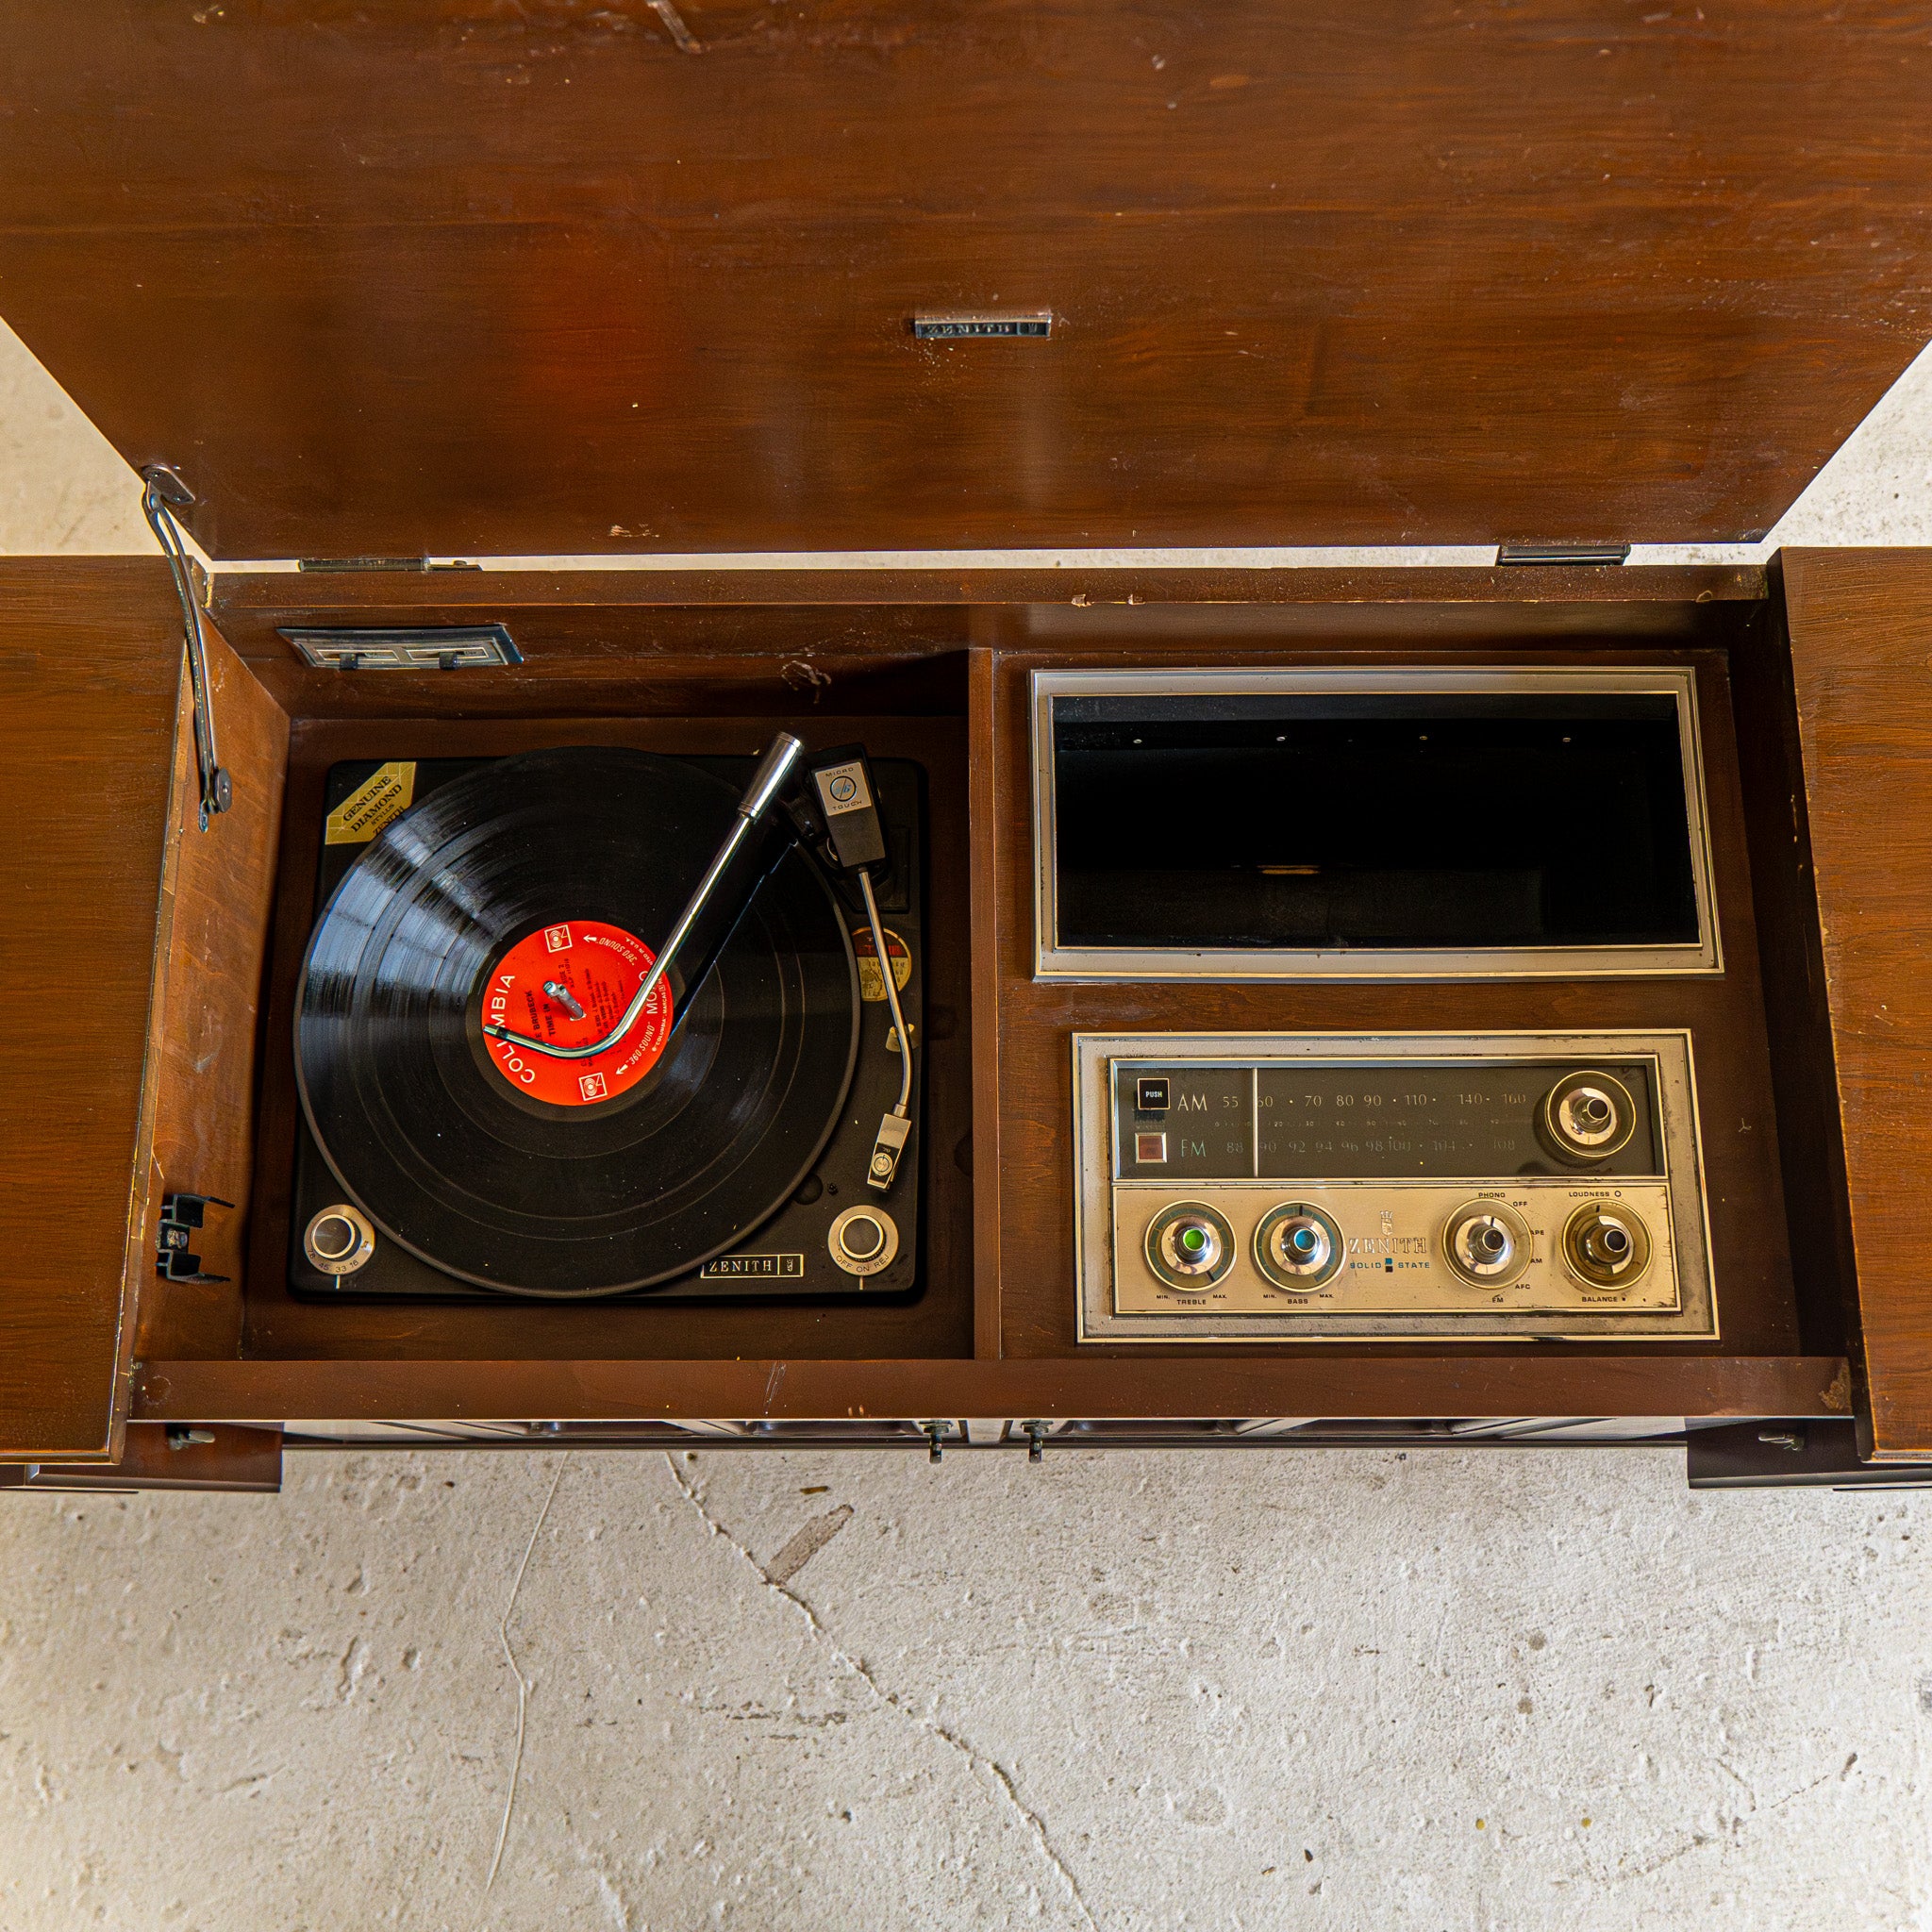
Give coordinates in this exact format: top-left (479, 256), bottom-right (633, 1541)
top-left (1143, 1202), bottom-right (1236, 1291)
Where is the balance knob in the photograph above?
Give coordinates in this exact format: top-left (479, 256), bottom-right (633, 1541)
top-left (1561, 1202), bottom-right (1652, 1289)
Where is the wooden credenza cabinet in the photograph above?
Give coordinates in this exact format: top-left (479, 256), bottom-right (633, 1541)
top-left (4, 556), bottom-right (1929, 1491)
top-left (3, 7), bottom-right (1932, 1491)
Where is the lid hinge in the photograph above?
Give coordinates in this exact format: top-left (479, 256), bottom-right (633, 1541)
top-left (140, 466), bottom-right (231, 831)
top-left (1497, 542), bottom-right (1631, 568)
top-left (156, 1191), bottom-right (233, 1285)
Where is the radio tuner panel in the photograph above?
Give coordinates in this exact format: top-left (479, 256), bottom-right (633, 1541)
top-left (1072, 1032), bottom-right (1715, 1343)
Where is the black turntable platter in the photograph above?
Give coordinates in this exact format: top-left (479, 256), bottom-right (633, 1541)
top-left (294, 744), bottom-right (860, 1297)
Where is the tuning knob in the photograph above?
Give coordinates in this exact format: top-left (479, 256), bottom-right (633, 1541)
top-left (1538, 1070), bottom-right (1638, 1165)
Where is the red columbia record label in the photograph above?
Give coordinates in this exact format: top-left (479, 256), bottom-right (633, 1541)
top-left (483, 920), bottom-right (673, 1107)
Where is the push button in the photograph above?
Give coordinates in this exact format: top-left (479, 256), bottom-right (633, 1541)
top-left (1136, 1076), bottom-right (1171, 1112)
top-left (1134, 1131), bottom-right (1169, 1164)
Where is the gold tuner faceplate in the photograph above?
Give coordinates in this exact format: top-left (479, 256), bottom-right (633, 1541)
top-left (1144, 1201), bottom-right (1236, 1291)
top-left (1561, 1201), bottom-right (1653, 1291)
top-left (1441, 1199), bottom-right (1533, 1289)
top-left (1538, 1069), bottom-right (1637, 1165)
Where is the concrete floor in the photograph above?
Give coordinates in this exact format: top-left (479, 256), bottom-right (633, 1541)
top-left (3, 320), bottom-right (1932, 1929)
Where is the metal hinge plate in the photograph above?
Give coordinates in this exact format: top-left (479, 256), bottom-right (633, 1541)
top-left (1497, 542), bottom-right (1631, 567)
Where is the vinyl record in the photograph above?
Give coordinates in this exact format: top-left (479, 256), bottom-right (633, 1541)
top-left (294, 745), bottom-right (859, 1296)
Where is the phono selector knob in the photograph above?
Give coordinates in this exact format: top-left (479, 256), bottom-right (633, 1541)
top-left (1441, 1199), bottom-right (1533, 1289)
top-left (1143, 1201), bottom-right (1236, 1291)
top-left (1538, 1070), bottom-right (1637, 1165)
top-left (1253, 1201), bottom-right (1345, 1291)
top-left (1560, 1201), bottom-right (1652, 1290)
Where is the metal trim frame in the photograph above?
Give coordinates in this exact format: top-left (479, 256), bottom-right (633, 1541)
top-left (278, 623), bottom-right (523, 670)
top-left (1071, 1030), bottom-right (1718, 1344)
top-left (1031, 667), bottom-right (1723, 981)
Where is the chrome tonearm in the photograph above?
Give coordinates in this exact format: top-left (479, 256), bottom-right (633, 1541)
top-left (481, 732), bottom-right (805, 1062)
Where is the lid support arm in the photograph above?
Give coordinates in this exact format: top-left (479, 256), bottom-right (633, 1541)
top-left (140, 465), bottom-right (230, 831)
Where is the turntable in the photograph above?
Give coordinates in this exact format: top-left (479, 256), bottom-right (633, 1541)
top-left (289, 740), bottom-right (925, 1301)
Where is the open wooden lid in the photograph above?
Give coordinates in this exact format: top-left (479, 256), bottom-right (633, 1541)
top-left (1, 4), bottom-right (1928, 561)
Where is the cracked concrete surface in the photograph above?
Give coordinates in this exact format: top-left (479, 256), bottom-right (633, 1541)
top-left (664, 1453), bottom-right (1104, 1930)
top-left (2, 1450), bottom-right (1929, 1930)
top-left (2, 319), bottom-right (1932, 1929)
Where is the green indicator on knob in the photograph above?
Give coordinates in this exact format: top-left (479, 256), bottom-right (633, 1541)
top-left (1144, 1203), bottom-right (1235, 1291)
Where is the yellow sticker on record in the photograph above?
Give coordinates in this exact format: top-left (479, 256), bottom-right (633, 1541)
top-left (325, 761), bottom-right (418, 845)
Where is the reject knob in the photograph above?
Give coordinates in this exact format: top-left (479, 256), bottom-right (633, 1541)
top-left (828, 1205), bottom-right (900, 1276)
top-left (1143, 1201), bottom-right (1236, 1291)
top-left (1561, 1201), bottom-right (1652, 1290)
top-left (1538, 1070), bottom-right (1638, 1165)
top-left (1253, 1201), bottom-right (1345, 1291)
top-left (1441, 1199), bottom-right (1533, 1289)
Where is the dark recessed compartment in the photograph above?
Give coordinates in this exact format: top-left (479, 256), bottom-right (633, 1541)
top-left (1037, 673), bottom-right (1716, 977)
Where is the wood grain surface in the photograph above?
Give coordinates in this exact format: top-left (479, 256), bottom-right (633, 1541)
top-left (1780, 552), bottom-right (1932, 1459)
top-left (1, 8), bottom-right (1927, 558)
top-left (0, 561), bottom-right (181, 1457)
top-left (206, 567), bottom-right (1769, 627)
top-left (128, 1354), bottom-right (1852, 1427)
top-left (967, 649), bottom-right (1006, 1356)
top-left (135, 625), bottom-right (289, 1360)
top-left (198, 568), bottom-right (1762, 718)
top-left (0, 1424), bottom-right (282, 1494)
